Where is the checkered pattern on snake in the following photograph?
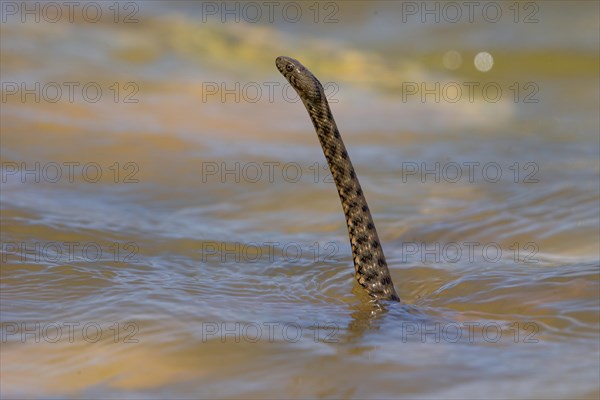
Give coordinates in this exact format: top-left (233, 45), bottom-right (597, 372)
top-left (276, 56), bottom-right (400, 302)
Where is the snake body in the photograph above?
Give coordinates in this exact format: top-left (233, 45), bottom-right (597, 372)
top-left (276, 56), bottom-right (400, 302)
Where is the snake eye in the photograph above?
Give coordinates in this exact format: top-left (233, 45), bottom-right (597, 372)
top-left (286, 63), bottom-right (295, 72)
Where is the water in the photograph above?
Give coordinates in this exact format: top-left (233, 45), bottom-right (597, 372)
top-left (1, 1), bottom-right (599, 398)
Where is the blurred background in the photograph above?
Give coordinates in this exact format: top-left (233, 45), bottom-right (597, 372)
top-left (1, 1), bottom-right (599, 398)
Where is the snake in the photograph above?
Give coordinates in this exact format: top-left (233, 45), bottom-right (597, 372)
top-left (276, 56), bottom-right (400, 302)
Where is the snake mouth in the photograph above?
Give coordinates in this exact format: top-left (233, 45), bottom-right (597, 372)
top-left (275, 56), bottom-right (292, 74)
top-left (275, 56), bottom-right (284, 73)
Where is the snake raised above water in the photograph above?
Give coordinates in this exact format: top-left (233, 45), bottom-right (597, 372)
top-left (276, 56), bottom-right (400, 302)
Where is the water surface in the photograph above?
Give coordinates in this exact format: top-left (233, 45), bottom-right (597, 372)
top-left (1, 1), bottom-right (599, 398)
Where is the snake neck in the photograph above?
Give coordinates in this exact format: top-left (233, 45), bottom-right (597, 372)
top-left (301, 95), bottom-right (400, 302)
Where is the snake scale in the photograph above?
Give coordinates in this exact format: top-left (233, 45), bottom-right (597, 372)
top-left (276, 56), bottom-right (400, 302)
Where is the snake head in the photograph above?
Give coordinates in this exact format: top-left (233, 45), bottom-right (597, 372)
top-left (276, 56), bottom-right (324, 103)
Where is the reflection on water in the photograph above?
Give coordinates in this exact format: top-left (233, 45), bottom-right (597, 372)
top-left (1, 1), bottom-right (599, 399)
